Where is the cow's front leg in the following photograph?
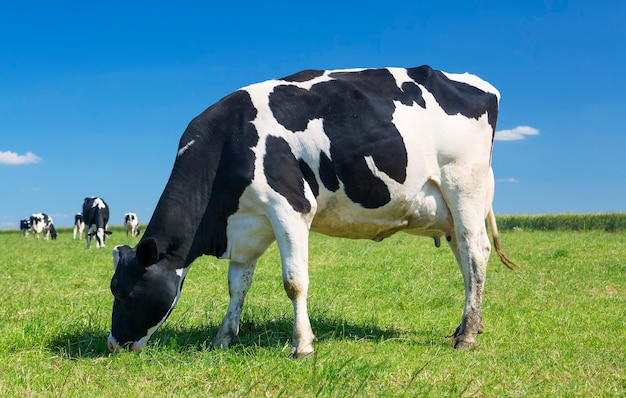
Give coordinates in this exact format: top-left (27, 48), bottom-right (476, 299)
top-left (96, 228), bottom-right (106, 248)
top-left (211, 261), bottom-right (256, 350)
top-left (283, 269), bottom-right (315, 357)
top-left (275, 228), bottom-right (315, 357)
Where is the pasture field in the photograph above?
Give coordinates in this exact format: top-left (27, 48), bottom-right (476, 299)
top-left (0, 225), bottom-right (624, 397)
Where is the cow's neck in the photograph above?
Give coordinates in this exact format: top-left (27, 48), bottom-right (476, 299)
top-left (141, 155), bottom-right (219, 269)
top-left (140, 93), bottom-right (257, 269)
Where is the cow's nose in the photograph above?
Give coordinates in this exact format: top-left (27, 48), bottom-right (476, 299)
top-left (107, 333), bottom-right (144, 353)
top-left (107, 333), bottom-right (124, 353)
top-left (107, 339), bottom-right (121, 353)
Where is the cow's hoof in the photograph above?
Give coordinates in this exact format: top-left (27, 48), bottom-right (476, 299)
top-left (210, 334), bottom-right (235, 350)
top-left (291, 347), bottom-right (315, 358)
top-left (453, 338), bottom-right (476, 350)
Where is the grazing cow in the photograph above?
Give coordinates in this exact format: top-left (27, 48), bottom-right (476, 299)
top-left (124, 213), bottom-right (140, 237)
top-left (20, 219), bottom-right (31, 236)
top-left (73, 213), bottom-right (85, 240)
top-left (29, 213), bottom-right (57, 240)
top-left (83, 197), bottom-right (111, 248)
top-left (108, 66), bottom-right (518, 356)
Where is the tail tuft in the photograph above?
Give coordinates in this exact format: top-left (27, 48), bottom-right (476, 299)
top-left (487, 209), bottom-right (520, 270)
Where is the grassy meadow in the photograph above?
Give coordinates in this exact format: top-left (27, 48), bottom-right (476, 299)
top-left (0, 218), bottom-right (625, 396)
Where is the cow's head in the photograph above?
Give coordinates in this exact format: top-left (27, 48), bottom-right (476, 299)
top-left (108, 238), bottom-right (187, 352)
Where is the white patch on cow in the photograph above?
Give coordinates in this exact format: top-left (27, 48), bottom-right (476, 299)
top-left (291, 118), bottom-right (330, 154)
top-left (397, 84), bottom-right (493, 168)
top-left (177, 139), bottom-right (195, 158)
top-left (92, 197), bottom-right (106, 209)
top-left (388, 67), bottom-right (414, 91)
top-left (112, 246), bottom-right (122, 270)
top-left (442, 71), bottom-right (501, 100)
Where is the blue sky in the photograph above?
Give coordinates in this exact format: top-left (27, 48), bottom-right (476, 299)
top-left (1, 1), bottom-right (625, 228)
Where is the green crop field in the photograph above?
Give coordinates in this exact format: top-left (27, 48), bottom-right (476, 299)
top-left (0, 219), bottom-right (624, 397)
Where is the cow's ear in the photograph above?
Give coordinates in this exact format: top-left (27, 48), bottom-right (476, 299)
top-left (136, 238), bottom-right (159, 267)
top-left (112, 245), bottom-right (123, 271)
top-left (112, 245), bottom-right (131, 271)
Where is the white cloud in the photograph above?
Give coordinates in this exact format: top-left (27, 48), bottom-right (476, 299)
top-left (496, 178), bottom-right (519, 184)
top-left (0, 150), bottom-right (42, 165)
top-left (495, 126), bottom-right (540, 141)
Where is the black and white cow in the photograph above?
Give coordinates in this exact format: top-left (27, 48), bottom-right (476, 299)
top-left (73, 213), bottom-right (85, 240)
top-left (124, 213), bottom-right (140, 237)
top-left (108, 66), bottom-right (517, 355)
top-left (83, 197), bottom-right (111, 248)
top-left (20, 219), bottom-right (31, 236)
top-left (29, 213), bottom-right (57, 240)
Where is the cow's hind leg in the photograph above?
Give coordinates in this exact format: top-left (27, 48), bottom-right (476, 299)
top-left (443, 175), bottom-right (492, 349)
top-left (212, 261), bottom-right (256, 349)
top-left (446, 221), bottom-right (491, 349)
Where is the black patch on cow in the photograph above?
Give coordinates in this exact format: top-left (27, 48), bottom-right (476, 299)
top-left (267, 85), bottom-right (321, 132)
top-left (280, 69), bottom-right (325, 82)
top-left (299, 159), bottom-right (319, 198)
top-left (198, 91), bottom-right (259, 257)
top-left (406, 65), bottom-right (498, 130)
top-left (269, 68), bottom-right (416, 209)
top-left (264, 136), bottom-right (311, 213)
top-left (318, 151), bottom-right (339, 192)
top-left (400, 81), bottom-right (426, 108)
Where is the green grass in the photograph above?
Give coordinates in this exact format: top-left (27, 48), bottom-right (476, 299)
top-left (497, 212), bottom-right (626, 232)
top-left (0, 225), bottom-right (625, 396)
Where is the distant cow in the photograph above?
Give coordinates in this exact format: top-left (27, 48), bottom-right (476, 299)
top-left (73, 213), bottom-right (85, 240)
top-left (29, 213), bottom-right (57, 240)
top-left (20, 219), bottom-right (31, 236)
top-left (124, 213), bottom-right (140, 237)
top-left (108, 66), bottom-right (518, 355)
top-left (83, 197), bottom-right (111, 248)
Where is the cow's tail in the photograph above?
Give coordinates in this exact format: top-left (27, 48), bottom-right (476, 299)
top-left (487, 208), bottom-right (519, 270)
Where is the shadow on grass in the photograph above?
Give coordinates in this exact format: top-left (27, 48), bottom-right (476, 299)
top-left (47, 315), bottom-right (445, 359)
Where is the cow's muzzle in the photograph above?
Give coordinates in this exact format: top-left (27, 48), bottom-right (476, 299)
top-left (107, 333), bottom-right (143, 353)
